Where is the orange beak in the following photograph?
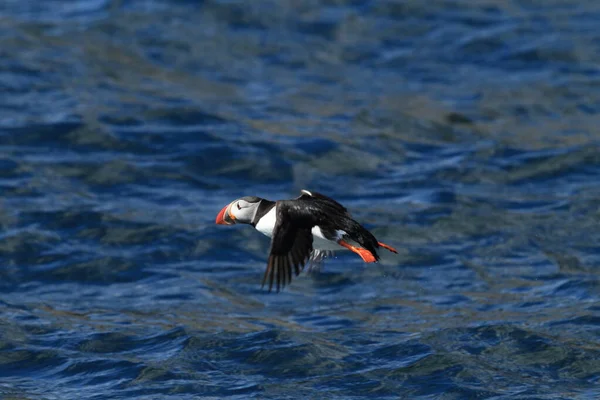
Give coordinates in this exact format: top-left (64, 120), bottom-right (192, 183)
top-left (215, 203), bottom-right (236, 225)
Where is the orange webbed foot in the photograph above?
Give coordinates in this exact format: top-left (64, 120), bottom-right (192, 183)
top-left (378, 242), bottom-right (398, 254)
top-left (338, 240), bottom-right (378, 263)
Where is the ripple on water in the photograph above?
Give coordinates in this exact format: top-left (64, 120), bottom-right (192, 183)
top-left (1, 0), bottom-right (600, 399)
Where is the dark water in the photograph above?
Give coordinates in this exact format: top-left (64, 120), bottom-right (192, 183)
top-left (1, 0), bottom-right (600, 399)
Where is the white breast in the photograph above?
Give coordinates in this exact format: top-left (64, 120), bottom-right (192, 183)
top-left (255, 207), bottom-right (277, 237)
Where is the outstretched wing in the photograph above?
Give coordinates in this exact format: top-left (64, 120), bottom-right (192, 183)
top-left (262, 203), bottom-right (314, 292)
top-left (296, 189), bottom-right (350, 216)
top-left (307, 249), bottom-right (334, 272)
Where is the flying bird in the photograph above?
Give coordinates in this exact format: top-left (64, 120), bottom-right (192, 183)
top-left (215, 190), bottom-right (398, 291)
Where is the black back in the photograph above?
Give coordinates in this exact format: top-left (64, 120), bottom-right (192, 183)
top-left (286, 190), bottom-right (380, 257)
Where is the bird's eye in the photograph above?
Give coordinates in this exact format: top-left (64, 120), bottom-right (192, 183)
top-left (237, 202), bottom-right (241, 210)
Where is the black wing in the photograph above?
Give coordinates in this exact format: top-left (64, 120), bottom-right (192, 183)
top-left (262, 203), bottom-right (314, 292)
top-left (296, 189), bottom-right (350, 216)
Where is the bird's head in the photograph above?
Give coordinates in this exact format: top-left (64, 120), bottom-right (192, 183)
top-left (215, 196), bottom-right (262, 225)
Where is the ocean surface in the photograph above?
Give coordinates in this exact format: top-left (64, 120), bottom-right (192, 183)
top-left (1, 1), bottom-right (600, 399)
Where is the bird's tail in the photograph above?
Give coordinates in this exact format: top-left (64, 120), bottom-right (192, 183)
top-left (338, 218), bottom-right (380, 260)
top-left (339, 217), bottom-right (398, 261)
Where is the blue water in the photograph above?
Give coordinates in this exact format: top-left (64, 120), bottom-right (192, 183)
top-left (1, 1), bottom-right (600, 399)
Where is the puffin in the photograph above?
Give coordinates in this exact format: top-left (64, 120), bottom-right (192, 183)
top-left (215, 190), bottom-right (398, 291)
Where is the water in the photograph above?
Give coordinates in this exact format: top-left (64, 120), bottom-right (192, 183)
top-left (1, 0), bottom-right (600, 398)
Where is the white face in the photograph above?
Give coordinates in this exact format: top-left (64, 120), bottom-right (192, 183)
top-left (229, 198), bottom-right (259, 224)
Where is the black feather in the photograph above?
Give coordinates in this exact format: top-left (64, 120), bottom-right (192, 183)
top-left (263, 204), bottom-right (314, 292)
top-left (261, 190), bottom-right (386, 292)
